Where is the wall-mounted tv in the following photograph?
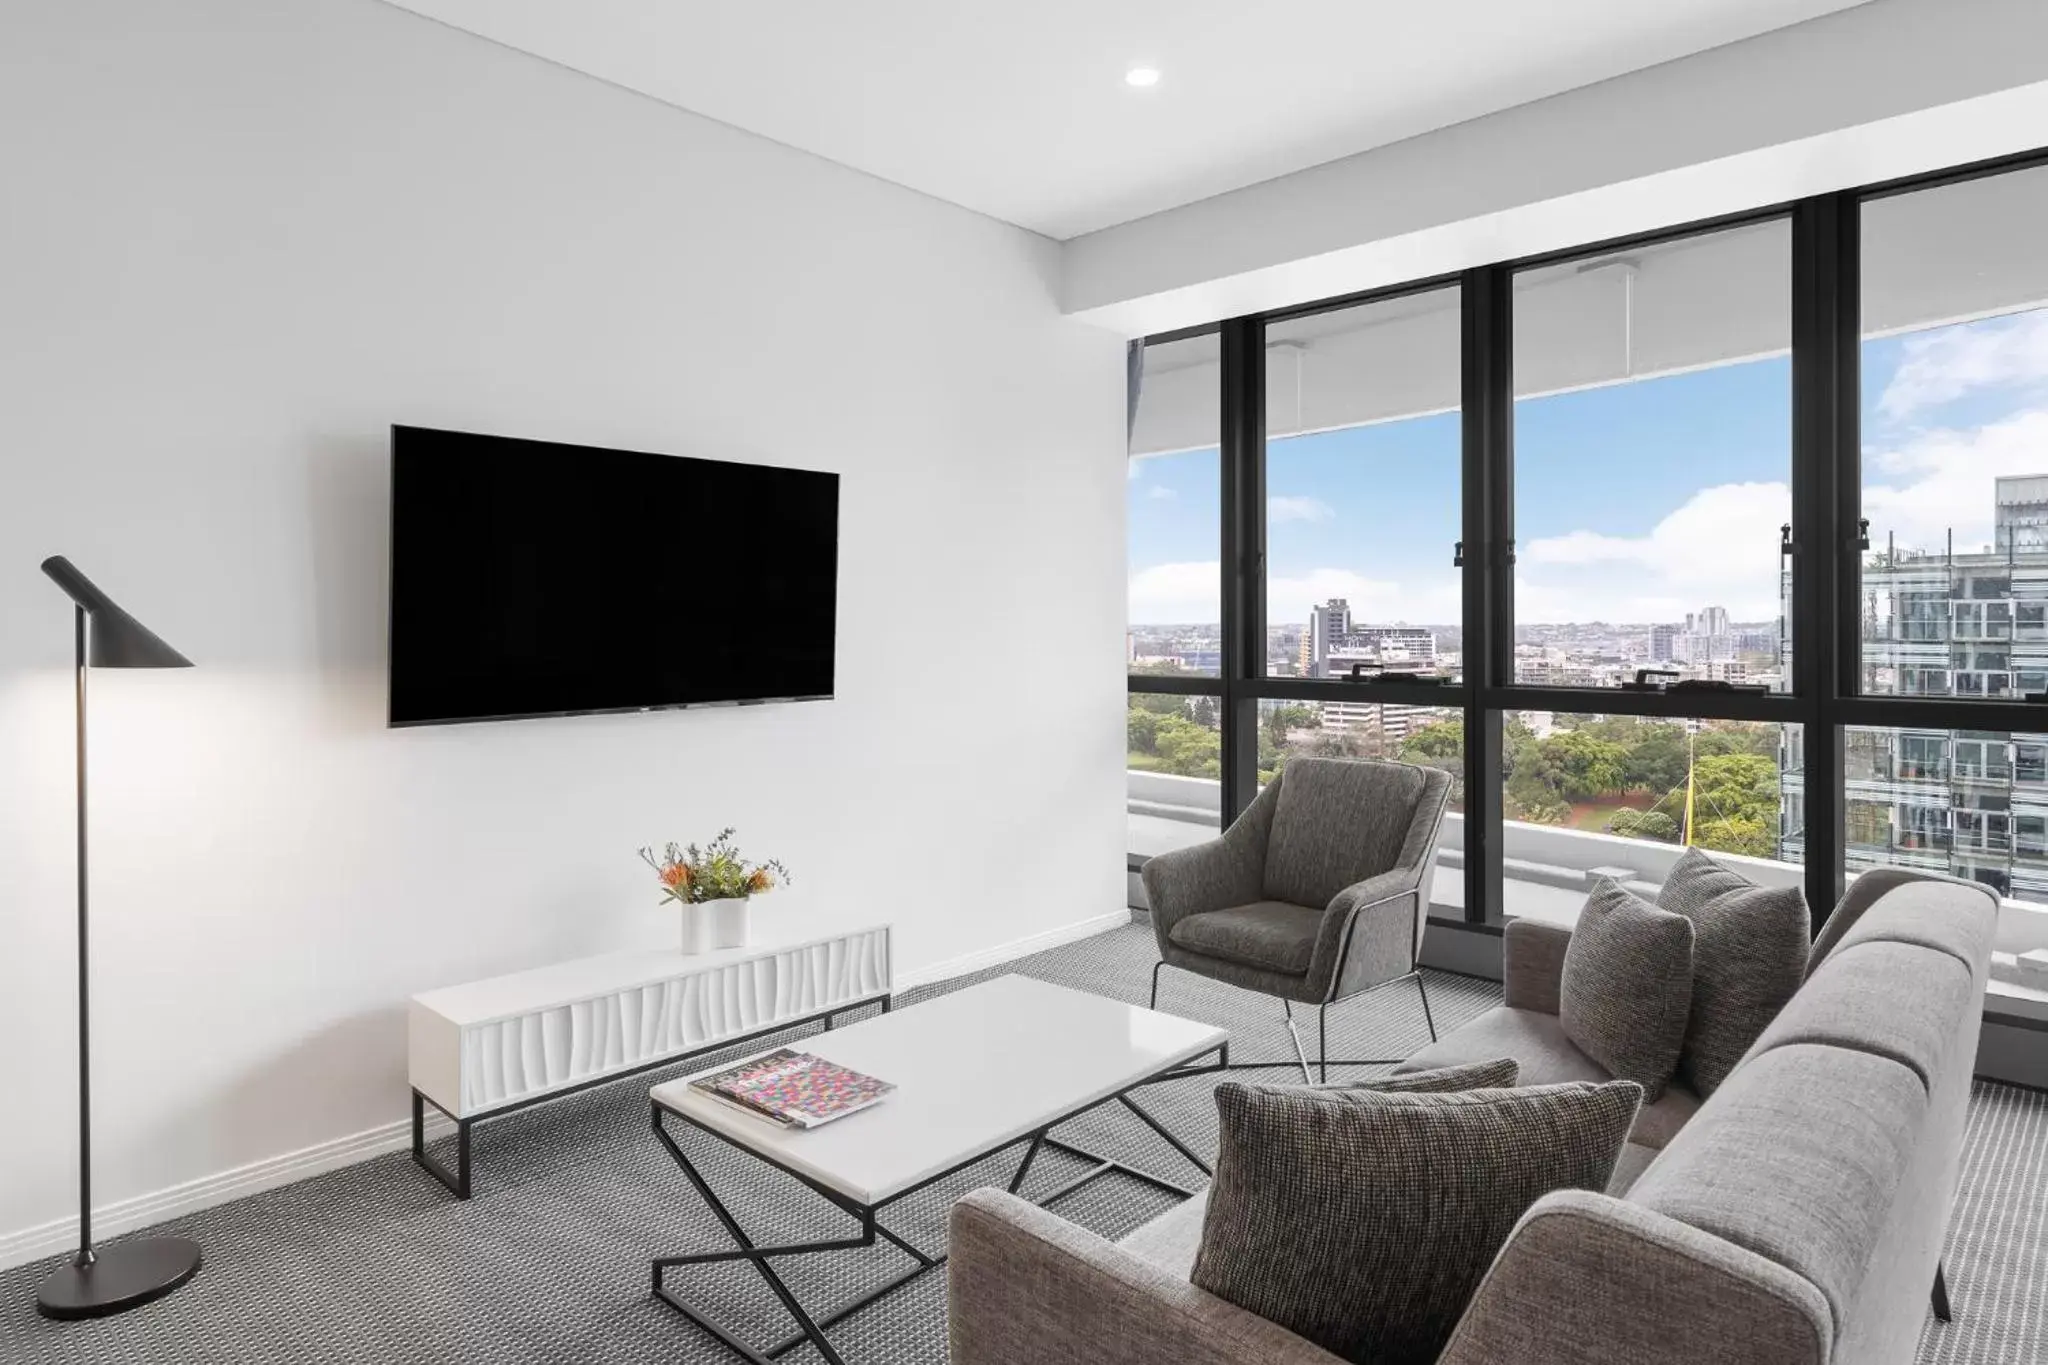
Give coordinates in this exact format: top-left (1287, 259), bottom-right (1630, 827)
top-left (389, 425), bottom-right (838, 727)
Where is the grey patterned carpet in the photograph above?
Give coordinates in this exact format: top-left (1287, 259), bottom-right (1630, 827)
top-left (0, 922), bottom-right (2040, 1364)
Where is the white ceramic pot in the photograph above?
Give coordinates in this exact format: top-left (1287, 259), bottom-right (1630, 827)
top-left (705, 896), bottom-right (751, 950)
top-left (679, 901), bottom-right (714, 955)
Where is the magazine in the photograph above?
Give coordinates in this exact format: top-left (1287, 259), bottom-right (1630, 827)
top-left (690, 1049), bottom-right (894, 1129)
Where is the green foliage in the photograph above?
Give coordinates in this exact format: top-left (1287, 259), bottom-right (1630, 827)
top-left (1263, 704), bottom-right (1320, 746)
top-left (639, 829), bottom-right (791, 905)
top-left (1127, 707), bottom-right (1163, 754)
top-left (1190, 695), bottom-right (1220, 729)
top-left (1152, 714), bottom-right (1222, 777)
top-left (1607, 808), bottom-right (1679, 843)
top-left (1399, 721), bottom-right (1464, 761)
top-left (1131, 692), bottom-right (1189, 717)
top-left (1537, 730), bottom-right (1629, 801)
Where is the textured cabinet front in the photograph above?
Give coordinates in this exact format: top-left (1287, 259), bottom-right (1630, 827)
top-left (413, 928), bottom-right (890, 1117)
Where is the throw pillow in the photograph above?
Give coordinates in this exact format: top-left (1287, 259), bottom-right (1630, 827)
top-left (1655, 847), bottom-right (1811, 1096)
top-left (1325, 1057), bottom-right (1519, 1093)
top-left (1191, 1079), bottom-right (1642, 1365)
top-left (1558, 879), bottom-right (1695, 1100)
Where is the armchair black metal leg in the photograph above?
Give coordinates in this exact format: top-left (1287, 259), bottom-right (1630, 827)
top-left (1150, 959), bottom-right (1166, 1010)
top-left (1416, 972), bottom-right (1438, 1044)
top-left (1318, 1005), bottom-right (1328, 1083)
top-left (1932, 1261), bottom-right (1953, 1323)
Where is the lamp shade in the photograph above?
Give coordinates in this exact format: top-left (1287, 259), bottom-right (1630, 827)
top-left (40, 556), bottom-right (193, 669)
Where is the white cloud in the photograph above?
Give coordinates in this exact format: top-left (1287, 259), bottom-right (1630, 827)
top-left (1877, 311), bottom-right (2048, 422)
top-left (1146, 484), bottom-right (1177, 501)
top-left (1865, 405), bottom-right (2048, 556)
top-left (1268, 495), bottom-right (1335, 524)
top-left (1128, 561), bottom-right (1460, 626)
top-left (1267, 568), bottom-right (1458, 625)
top-left (1128, 561), bottom-right (1219, 624)
top-left (1518, 480), bottom-right (1790, 622)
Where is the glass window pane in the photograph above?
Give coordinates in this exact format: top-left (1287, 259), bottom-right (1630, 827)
top-left (1512, 221), bottom-right (1793, 691)
top-left (1265, 287), bottom-right (1461, 681)
top-left (1128, 333), bottom-right (1221, 676)
top-left (1841, 724), bottom-right (2048, 904)
top-left (1859, 165), bottom-right (2048, 714)
top-left (1258, 699), bottom-right (1462, 810)
top-left (1128, 691), bottom-right (1221, 858)
top-left (1499, 712), bottom-right (1801, 919)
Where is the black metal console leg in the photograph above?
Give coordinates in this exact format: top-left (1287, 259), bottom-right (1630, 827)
top-left (1932, 1260), bottom-right (1953, 1324)
top-left (409, 1090), bottom-right (472, 1200)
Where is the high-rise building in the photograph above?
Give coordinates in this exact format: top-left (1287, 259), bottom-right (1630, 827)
top-left (1307, 598), bottom-right (1351, 675)
top-left (1647, 623), bottom-right (1680, 662)
top-left (1779, 476), bottom-right (2048, 903)
top-left (1678, 605), bottom-right (1734, 663)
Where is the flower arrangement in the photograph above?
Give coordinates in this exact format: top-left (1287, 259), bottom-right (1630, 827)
top-left (639, 829), bottom-right (792, 906)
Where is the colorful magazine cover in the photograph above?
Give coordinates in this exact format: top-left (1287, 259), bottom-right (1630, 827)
top-left (691, 1049), bottom-right (894, 1128)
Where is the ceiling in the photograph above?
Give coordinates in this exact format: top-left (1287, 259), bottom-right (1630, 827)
top-left (382, 0), bottom-right (1874, 240)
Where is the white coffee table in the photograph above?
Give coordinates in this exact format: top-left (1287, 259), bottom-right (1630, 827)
top-left (647, 973), bottom-right (1229, 1365)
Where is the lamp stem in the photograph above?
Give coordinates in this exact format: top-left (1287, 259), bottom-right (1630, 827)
top-left (73, 604), bottom-right (94, 1264)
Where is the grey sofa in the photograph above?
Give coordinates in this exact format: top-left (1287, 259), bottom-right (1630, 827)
top-left (948, 869), bottom-right (1999, 1365)
top-left (1143, 756), bottom-right (1454, 1079)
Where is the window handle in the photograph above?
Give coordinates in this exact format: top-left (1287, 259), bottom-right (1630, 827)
top-left (1780, 523), bottom-right (1798, 556)
top-left (1453, 540), bottom-right (1465, 568)
top-left (1854, 518), bottom-right (1871, 552)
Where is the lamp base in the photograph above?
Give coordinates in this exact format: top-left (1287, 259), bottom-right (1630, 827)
top-left (36, 1238), bottom-right (202, 1320)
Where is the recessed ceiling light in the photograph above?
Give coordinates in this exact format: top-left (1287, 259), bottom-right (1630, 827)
top-left (1125, 66), bottom-right (1161, 89)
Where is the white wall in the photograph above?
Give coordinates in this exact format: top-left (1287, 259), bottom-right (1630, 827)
top-left (0, 0), bottom-right (1125, 1253)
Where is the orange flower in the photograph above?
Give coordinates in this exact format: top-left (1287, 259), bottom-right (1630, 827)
top-left (746, 868), bottom-right (774, 894)
top-left (660, 863), bottom-right (691, 890)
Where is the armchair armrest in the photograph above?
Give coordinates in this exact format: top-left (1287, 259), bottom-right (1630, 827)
top-left (948, 1190), bottom-right (1348, 1365)
top-left (1503, 918), bottom-right (1573, 1015)
top-left (1312, 867), bottom-right (1425, 1000)
top-left (1140, 782), bottom-right (1277, 939)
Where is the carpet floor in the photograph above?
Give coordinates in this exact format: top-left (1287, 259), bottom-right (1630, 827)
top-left (1, 922), bottom-right (2040, 1363)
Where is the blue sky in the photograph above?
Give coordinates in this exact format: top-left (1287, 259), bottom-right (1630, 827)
top-left (1129, 313), bottom-right (2048, 626)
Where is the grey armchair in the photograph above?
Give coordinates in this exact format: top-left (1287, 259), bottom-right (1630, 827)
top-left (1142, 756), bottom-right (1452, 1080)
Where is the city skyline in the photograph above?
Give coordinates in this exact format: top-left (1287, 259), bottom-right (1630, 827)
top-left (1129, 309), bottom-right (2048, 628)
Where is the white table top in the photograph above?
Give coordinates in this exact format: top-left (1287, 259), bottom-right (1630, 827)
top-left (650, 974), bottom-right (1227, 1205)
top-left (412, 925), bottom-right (888, 1027)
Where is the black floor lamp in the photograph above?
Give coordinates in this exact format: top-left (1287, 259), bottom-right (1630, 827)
top-left (35, 556), bottom-right (203, 1320)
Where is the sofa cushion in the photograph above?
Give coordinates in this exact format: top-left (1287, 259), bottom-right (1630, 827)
top-left (1116, 1059), bottom-right (1522, 1280)
top-left (1626, 1043), bottom-right (1927, 1341)
top-left (1119, 1190), bottom-right (1207, 1279)
top-left (1263, 758), bottom-right (1426, 909)
top-left (1747, 940), bottom-right (1973, 1090)
top-left (1828, 877), bottom-right (1998, 979)
top-left (1191, 1078), bottom-right (1641, 1365)
top-left (1327, 1056), bottom-right (1521, 1094)
top-left (1655, 849), bottom-right (1810, 1097)
top-left (1399, 1006), bottom-right (1701, 1152)
top-left (1168, 901), bottom-right (1321, 974)
top-left (1605, 1141), bottom-right (1659, 1196)
top-left (1559, 880), bottom-right (1695, 1100)
top-left (1630, 1083), bottom-right (1702, 1151)
top-left (1399, 1006), bottom-right (1608, 1086)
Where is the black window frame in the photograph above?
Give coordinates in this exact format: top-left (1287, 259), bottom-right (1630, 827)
top-left (1130, 144), bottom-right (2048, 932)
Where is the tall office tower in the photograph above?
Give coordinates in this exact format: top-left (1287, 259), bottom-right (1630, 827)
top-left (1780, 476), bottom-right (2048, 903)
top-left (1307, 598), bottom-right (1352, 675)
top-left (1648, 623), bottom-right (1680, 662)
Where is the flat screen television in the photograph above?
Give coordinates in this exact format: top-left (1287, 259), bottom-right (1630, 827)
top-left (388, 425), bottom-right (838, 726)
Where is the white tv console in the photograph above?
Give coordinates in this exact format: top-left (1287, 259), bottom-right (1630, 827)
top-left (407, 923), bottom-right (892, 1197)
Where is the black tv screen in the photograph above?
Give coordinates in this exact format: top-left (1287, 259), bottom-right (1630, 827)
top-left (389, 426), bottom-right (838, 726)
